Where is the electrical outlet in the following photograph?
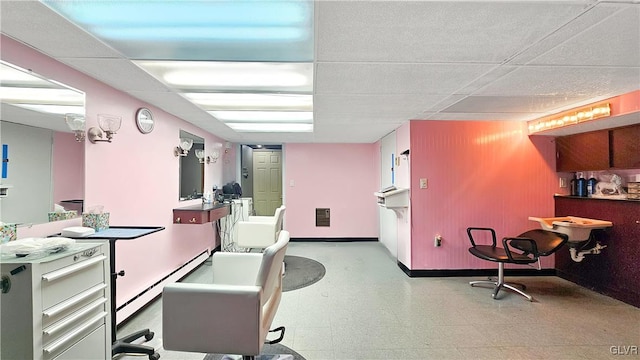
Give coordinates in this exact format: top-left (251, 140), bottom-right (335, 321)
top-left (434, 235), bottom-right (442, 247)
top-left (420, 178), bottom-right (428, 189)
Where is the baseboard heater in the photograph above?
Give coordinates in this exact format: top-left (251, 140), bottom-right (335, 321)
top-left (115, 249), bottom-right (211, 325)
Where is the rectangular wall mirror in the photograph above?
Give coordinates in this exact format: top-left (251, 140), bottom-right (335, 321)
top-left (179, 130), bottom-right (204, 201)
top-left (0, 61), bottom-right (85, 226)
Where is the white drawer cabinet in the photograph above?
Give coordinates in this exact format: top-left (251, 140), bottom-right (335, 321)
top-left (1, 242), bottom-right (111, 360)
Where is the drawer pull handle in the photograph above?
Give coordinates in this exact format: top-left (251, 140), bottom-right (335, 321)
top-left (43, 312), bottom-right (107, 354)
top-left (42, 255), bottom-right (106, 282)
top-left (43, 284), bottom-right (107, 317)
top-left (189, 217), bottom-right (197, 223)
top-left (175, 217), bottom-right (181, 223)
top-left (44, 298), bottom-right (107, 336)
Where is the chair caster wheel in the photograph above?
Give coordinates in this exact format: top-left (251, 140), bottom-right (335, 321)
top-left (145, 332), bottom-right (155, 341)
top-left (149, 352), bottom-right (160, 360)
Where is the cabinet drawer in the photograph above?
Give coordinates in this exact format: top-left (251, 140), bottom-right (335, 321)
top-left (42, 255), bottom-right (107, 310)
top-left (50, 323), bottom-right (107, 360)
top-left (173, 209), bottom-right (209, 224)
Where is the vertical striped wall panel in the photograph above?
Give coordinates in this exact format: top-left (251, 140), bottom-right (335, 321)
top-left (409, 120), bottom-right (559, 270)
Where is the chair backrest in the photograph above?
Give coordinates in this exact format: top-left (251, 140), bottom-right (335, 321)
top-left (273, 205), bottom-right (286, 238)
top-left (256, 230), bottom-right (289, 302)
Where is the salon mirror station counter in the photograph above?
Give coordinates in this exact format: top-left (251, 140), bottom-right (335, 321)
top-left (173, 203), bottom-right (230, 224)
top-left (0, 61), bottom-right (85, 227)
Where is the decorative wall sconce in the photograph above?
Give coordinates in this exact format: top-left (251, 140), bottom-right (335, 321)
top-left (209, 150), bottom-right (220, 164)
top-left (88, 114), bottom-right (122, 143)
top-left (174, 138), bottom-right (194, 157)
top-left (65, 113), bottom-right (86, 142)
top-left (195, 149), bottom-right (206, 163)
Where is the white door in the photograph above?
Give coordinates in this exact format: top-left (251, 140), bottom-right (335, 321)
top-left (379, 132), bottom-right (397, 258)
top-left (253, 150), bottom-right (282, 216)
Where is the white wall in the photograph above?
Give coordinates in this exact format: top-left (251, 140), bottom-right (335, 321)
top-left (379, 131), bottom-right (398, 257)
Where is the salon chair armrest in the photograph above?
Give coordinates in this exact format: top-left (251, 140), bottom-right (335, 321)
top-left (163, 283), bottom-right (261, 355)
top-left (211, 252), bottom-right (263, 285)
top-left (502, 237), bottom-right (539, 263)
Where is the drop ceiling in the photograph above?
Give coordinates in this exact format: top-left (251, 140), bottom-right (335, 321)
top-left (1, 0), bottom-right (638, 144)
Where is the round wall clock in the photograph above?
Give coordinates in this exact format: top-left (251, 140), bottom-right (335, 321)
top-left (135, 107), bottom-right (154, 134)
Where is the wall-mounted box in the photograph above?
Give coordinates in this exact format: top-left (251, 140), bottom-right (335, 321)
top-left (374, 188), bottom-right (410, 209)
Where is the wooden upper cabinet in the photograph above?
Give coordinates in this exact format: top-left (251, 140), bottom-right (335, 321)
top-left (556, 130), bottom-right (610, 172)
top-left (611, 124), bottom-right (640, 169)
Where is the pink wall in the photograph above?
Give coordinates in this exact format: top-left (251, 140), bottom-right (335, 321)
top-left (2, 35), bottom-right (232, 308)
top-left (284, 143), bottom-right (378, 238)
top-left (52, 131), bottom-right (84, 205)
top-left (408, 120), bottom-right (559, 270)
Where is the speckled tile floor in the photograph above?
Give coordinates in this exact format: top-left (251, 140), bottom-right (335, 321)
top-left (116, 241), bottom-right (640, 360)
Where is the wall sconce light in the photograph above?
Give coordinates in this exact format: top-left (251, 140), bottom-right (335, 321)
top-left (174, 138), bottom-right (194, 157)
top-left (209, 150), bottom-right (220, 163)
top-left (65, 113), bottom-right (86, 142)
top-left (528, 103), bottom-right (611, 134)
top-left (88, 114), bottom-right (122, 143)
top-left (195, 149), bottom-right (206, 163)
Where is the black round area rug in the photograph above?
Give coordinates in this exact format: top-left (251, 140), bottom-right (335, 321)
top-left (283, 255), bottom-right (326, 292)
top-left (203, 343), bottom-right (306, 360)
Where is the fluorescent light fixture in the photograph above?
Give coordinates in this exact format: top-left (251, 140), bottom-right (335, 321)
top-left (184, 93), bottom-right (312, 111)
top-left (227, 123), bottom-right (313, 132)
top-left (210, 111), bottom-right (313, 123)
top-left (13, 104), bottom-right (85, 115)
top-left (135, 61), bottom-right (313, 91)
top-left (42, 1), bottom-right (311, 42)
top-left (0, 87), bottom-right (84, 105)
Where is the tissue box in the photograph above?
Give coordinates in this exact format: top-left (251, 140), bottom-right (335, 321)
top-left (0, 223), bottom-right (17, 242)
top-left (82, 213), bottom-right (110, 232)
top-left (48, 210), bottom-right (78, 222)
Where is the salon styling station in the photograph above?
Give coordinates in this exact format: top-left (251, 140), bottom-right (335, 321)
top-left (173, 202), bottom-right (230, 251)
top-left (63, 226), bottom-right (164, 360)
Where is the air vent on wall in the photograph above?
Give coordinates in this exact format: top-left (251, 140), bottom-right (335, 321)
top-left (315, 208), bottom-right (330, 227)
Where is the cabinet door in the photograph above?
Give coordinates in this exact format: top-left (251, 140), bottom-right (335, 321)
top-left (556, 130), bottom-right (609, 172)
top-left (611, 124), bottom-right (640, 169)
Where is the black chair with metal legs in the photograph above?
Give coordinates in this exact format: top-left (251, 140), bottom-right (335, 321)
top-left (466, 227), bottom-right (568, 301)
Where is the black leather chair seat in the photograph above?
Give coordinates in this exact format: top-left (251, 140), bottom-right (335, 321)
top-left (469, 245), bottom-right (536, 264)
top-left (513, 229), bottom-right (567, 256)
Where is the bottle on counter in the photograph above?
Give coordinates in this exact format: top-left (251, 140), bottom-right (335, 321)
top-left (576, 172), bottom-right (587, 197)
top-left (587, 172), bottom-right (598, 197)
top-left (570, 173), bottom-right (578, 196)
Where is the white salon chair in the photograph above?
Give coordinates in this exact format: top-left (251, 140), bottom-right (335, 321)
top-left (162, 230), bottom-right (290, 360)
top-left (236, 205), bottom-right (286, 250)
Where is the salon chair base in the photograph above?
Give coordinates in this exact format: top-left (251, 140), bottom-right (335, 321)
top-left (470, 263), bottom-right (533, 301)
top-left (112, 328), bottom-right (160, 360)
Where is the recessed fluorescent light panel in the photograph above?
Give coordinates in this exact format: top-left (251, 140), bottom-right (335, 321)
top-left (41, 1), bottom-right (315, 134)
top-left (42, 0), bottom-right (314, 62)
top-left (227, 123), bottom-right (313, 133)
top-left (184, 93), bottom-right (313, 111)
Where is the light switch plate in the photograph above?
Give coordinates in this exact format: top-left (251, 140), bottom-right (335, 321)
top-left (420, 178), bottom-right (428, 189)
top-left (559, 178), bottom-right (567, 188)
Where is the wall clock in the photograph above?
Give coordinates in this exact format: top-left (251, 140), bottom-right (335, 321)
top-left (135, 107), bottom-right (154, 134)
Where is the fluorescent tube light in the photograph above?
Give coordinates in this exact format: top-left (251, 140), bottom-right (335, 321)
top-left (227, 123), bottom-right (313, 132)
top-left (210, 111), bottom-right (313, 122)
top-left (184, 93), bottom-right (312, 111)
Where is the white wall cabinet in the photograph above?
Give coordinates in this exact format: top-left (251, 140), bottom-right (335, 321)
top-left (1, 241), bottom-right (111, 360)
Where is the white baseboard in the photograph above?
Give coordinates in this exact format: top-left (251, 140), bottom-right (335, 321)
top-left (116, 250), bottom-right (210, 325)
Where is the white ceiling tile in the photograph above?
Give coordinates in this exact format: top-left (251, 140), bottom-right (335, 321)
top-left (314, 94), bottom-right (446, 116)
top-left (312, 122), bottom-right (402, 143)
top-left (315, 63), bottom-right (493, 95)
top-left (441, 95), bottom-right (590, 114)
top-left (526, 6), bottom-right (640, 67)
top-left (475, 65), bottom-right (640, 98)
top-left (508, 4), bottom-right (622, 65)
top-left (0, 2), bottom-right (123, 59)
top-left (317, 1), bottom-right (591, 63)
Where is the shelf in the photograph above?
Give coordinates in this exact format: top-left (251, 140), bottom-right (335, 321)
top-left (374, 188), bottom-right (409, 208)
